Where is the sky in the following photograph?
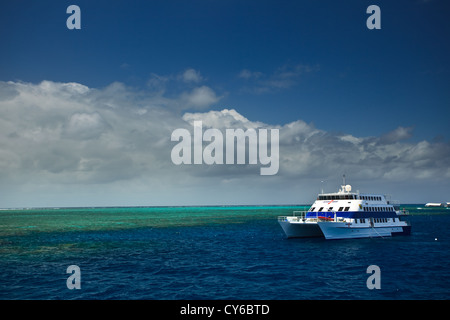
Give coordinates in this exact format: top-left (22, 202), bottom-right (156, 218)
top-left (0, 0), bottom-right (449, 207)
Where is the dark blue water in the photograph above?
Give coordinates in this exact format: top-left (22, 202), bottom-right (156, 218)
top-left (1, 211), bottom-right (450, 300)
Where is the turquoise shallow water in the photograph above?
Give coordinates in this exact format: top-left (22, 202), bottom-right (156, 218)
top-left (0, 205), bottom-right (304, 237)
top-left (0, 205), bottom-right (449, 299)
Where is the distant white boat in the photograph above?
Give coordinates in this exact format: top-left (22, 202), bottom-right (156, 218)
top-left (278, 178), bottom-right (411, 240)
top-left (425, 202), bottom-right (449, 207)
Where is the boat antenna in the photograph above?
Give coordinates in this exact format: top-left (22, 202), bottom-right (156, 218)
top-left (343, 174), bottom-right (346, 186)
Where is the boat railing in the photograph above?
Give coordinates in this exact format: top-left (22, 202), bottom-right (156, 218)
top-left (278, 211), bottom-right (307, 222)
top-left (278, 210), bottom-right (339, 222)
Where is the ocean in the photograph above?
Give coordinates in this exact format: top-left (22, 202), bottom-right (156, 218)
top-left (0, 205), bottom-right (449, 300)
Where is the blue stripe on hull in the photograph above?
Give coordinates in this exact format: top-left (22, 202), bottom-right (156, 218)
top-left (305, 211), bottom-right (398, 219)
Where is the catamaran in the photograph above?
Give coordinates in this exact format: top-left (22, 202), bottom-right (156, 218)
top-left (278, 179), bottom-right (411, 240)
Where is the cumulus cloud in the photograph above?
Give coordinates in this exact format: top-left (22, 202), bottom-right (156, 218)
top-left (180, 68), bottom-right (204, 83)
top-left (146, 69), bottom-right (221, 110)
top-left (183, 109), bottom-right (264, 129)
top-left (180, 86), bottom-right (222, 109)
top-left (0, 79), bottom-right (449, 206)
top-left (379, 126), bottom-right (413, 144)
top-left (64, 112), bottom-right (109, 140)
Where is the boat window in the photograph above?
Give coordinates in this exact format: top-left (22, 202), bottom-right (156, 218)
top-left (318, 207), bottom-right (323, 212)
top-left (344, 207), bottom-right (350, 211)
top-left (329, 207), bottom-right (333, 211)
top-left (338, 207), bottom-right (343, 211)
top-left (310, 207), bottom-right (315, 211)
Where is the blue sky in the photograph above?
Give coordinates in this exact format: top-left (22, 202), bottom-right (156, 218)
top-left (0, 0), bottom-right (449, 206)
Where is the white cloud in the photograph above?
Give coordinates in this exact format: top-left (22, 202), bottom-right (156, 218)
top-left (379, 126), bottom-right (413, 144)
top-left (183, 109), bottom-right (263, 129)
top-left (181, 85), bottom-right (222, 109)
top-left (64, 112), bottom-right (108, 140)
top-left (0, 79), bottom-right (449, 206)
top-left (180, 68), bottom-right (204, 83)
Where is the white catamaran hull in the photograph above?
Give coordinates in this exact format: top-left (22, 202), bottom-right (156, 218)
top-left (278, 219), bottom-right (323, 238)
top-left (278, 216), bottom-right (411, 240)
top-left (316, 222), bottom-right (406, 240)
